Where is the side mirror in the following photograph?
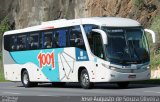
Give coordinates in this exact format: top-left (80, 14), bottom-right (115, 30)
top-left (91, 29), bottom-right (108, 44)
top-left (144, 29), bottom-right (156, 43)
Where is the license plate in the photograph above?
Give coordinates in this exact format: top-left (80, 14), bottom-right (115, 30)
top-left (128, 75), bottom-right (136, 78)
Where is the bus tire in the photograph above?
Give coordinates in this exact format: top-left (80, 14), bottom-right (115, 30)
top-left (80, 69), bottom-right (93, 89)
top-left (21, 70), bottom-right (37, 88)
top-left (117, 82), bottom-right (129, 89)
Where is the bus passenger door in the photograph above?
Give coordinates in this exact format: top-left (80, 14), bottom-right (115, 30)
top-left (89, 31), bottom-right (107, 80)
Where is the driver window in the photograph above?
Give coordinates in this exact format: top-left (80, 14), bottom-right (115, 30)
top-left (89, 32), bottom-right (105, 59)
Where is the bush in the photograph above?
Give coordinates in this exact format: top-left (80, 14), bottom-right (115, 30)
top-left (0, 16), bottom-right (10, 35)
top-left (133, 0), bottom-right (144, 9)
top-left (149, 15), bottom-right (160, 69)
top-left (0, 15), bottom-right (10, 81)
top-left (0, 56), bottom-right (5, 82)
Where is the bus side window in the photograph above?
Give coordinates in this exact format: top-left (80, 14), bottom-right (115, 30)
top-left (4, 35), bottom-right (17, 51)
top-left (43, 31), bottom-right (53, 49)
top-left (83, 24), bottom-right (99, 36)
top-left (17, 34), bottom-right (27, 51)
top-left (53, 32), bottom-right (60, 48)
top-left (83, 24), bottom-right (99, 49)
top-left (10, 36), bottom-right (17, 51)
top-left (29, 33), bottom-right (39, 50)
top-left (53, 29), bottom-right (68, 48)
top-left (69, 31), bottom-right (76, 47)
top-left (58, 30), bottom-right (67, 47)
top-left (87, 33), bottom-right (94, 52)
top-left (70, 26), bottom-right (85, 50)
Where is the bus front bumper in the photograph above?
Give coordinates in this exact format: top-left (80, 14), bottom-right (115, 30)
top-left (107, 69), bottom-right (150, 82)
top-left (92, 68), bottom-right (150, 82)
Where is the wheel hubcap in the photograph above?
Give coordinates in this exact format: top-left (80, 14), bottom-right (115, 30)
top-left (23, 74), bottom-right (28, 85)
top-left (82, 73), bottom-right (89, 86)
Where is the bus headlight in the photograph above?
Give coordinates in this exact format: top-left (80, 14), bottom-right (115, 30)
top-left (109, 66), bottom-right (117, 70)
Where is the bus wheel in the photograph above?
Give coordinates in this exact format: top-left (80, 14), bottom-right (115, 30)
top-left (22, 70), bottom-right (37, 88)
top-left (80, 69), bottom-right (93, 89)
top-left (117, 82), bottom-right (129, 89)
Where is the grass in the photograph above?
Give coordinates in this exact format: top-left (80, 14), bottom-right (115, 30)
top-left (0, 75), bottom-right (5, 82)
top-left (0, 57), bottom-right (5, 82)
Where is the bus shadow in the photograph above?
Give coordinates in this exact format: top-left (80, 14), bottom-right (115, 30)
top-left (18, 83), bottom-right (160, 90)
top-left (93, 83), bottom-right (160, 90)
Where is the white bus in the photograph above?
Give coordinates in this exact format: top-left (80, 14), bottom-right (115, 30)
top-left (3, 17), bottom-right (156, 89)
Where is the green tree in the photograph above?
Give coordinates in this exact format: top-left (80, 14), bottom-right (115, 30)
top-left (0, 15), bottom-right (10, 81)
top-left (0, 15), bottom-right (10, 35)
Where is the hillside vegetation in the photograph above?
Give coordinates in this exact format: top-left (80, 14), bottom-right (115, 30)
top-left (0, 15), bottom-right (10, 81)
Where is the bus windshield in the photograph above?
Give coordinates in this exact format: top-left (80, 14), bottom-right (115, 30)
top-left (102, 27), bottom-right (149, 65)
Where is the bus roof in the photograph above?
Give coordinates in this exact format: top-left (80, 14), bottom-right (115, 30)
top-left (4, 17), bottom-right (141, 35)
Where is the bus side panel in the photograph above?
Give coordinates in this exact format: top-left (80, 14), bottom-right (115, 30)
top-left (3, 49), bottom-right (51, 82)
top-left (9, 49), bottom-right (64, 82)
top-left (58, 48), bottom-right (95, 82)
top-left (3, 49), bottom-right (22, 81)
top-left (4, 63), bottom-right (49, 82)
top-left (4, 47), bottom-right (96, 83)
top-left (95, 58), bottom-right (115, 82)
top-left (58, 48), bottom-right (77, 82)
top-left (4, 64), bottom-right (21, 81)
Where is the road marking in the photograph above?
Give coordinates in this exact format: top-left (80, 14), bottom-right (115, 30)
top-left (3, 92), bottom-right (21, 95)
top-left (144, 91), bottom-right (160, 94)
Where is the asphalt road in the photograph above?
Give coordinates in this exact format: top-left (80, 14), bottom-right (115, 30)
top-left (0, 82), bottom-right (160, 96)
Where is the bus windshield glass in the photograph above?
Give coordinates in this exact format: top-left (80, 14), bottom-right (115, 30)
top-left (102, 27), bottom-right (149, 65)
